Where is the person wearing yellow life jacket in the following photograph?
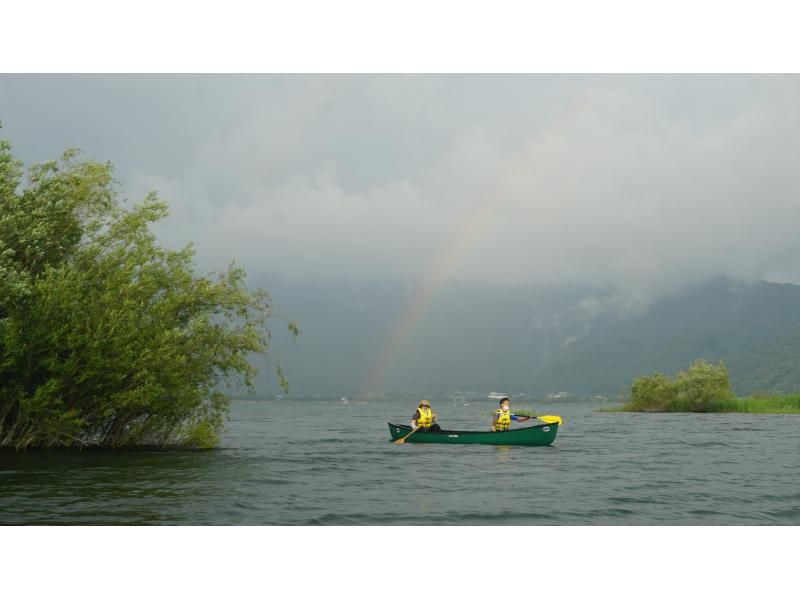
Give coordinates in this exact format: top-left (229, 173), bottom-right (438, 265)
top-left (492, 397), bottom-right (532, 431)
top-left (410, 399), bottom-right (441, 432)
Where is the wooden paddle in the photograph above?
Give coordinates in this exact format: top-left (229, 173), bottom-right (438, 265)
top-left (394, 426), bottom-right (420, 444)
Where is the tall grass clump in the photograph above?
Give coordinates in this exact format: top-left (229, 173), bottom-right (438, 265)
top-left (708, 394), bottom-right (800, 413)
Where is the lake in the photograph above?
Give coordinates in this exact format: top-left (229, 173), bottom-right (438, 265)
top-left (2, 397), bottom-right (799, 524)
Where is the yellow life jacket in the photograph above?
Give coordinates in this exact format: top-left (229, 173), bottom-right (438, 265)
top-left (494, 408), bottom-right (511, 431)
top-left (416, 407), bottom-right (434, 427)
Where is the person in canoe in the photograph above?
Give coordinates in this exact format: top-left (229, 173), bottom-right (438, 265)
top-left (492, 397), bottom-right (533, 431)
top-left (410, 399), bottom-right (441, 432)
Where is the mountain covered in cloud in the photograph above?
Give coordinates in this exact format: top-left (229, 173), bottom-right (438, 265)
top-left (259, 276), bottom-right (800, 397)
top-left (533, 278), bottom-right (800, 396)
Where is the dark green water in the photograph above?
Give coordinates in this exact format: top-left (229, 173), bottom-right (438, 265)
top-left (2, 397), bottom-right (799, 524)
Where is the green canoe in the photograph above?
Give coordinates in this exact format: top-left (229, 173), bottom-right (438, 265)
top-left (388, 421), bottom-right (559, 446)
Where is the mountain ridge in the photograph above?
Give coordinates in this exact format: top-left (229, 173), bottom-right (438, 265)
top-left (256, 276), bottom-right (800, 396)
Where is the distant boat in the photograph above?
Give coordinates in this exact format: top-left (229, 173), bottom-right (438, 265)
top-left (488, 392), bottom-right (509, 400)
top-left (340, 397), bottom-right (349, 404)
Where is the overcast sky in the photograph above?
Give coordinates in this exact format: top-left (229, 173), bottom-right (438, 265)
top-left (2, 75), bottom-right (799, 301)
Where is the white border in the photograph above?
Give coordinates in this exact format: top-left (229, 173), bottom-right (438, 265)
top-left (2, 0), bottom-right (800, 72)
top-left (2, 2), bottom-right (799, 597)
top-left (1, 526), bottom-right (798, 597)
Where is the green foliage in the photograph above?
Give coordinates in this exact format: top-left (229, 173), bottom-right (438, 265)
top-left (182, 419), bottom-right (219, 449)
top-left (628, 372), bottom-right (676, 411)
top-left (0, 137), bottom-right (298, 449)
top-left (673, 359), bottom-right (733, 411)
top-left (623, 359), bottom-right (733, 412)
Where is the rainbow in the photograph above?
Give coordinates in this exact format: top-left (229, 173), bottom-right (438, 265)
top-left (358, 193), bottom-right (505, 395)
top-left (361, 159), bottom-right (528, 394)
top-left (358, 94), bottom-right (590, 395)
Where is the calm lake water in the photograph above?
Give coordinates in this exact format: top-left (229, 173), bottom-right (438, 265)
top-left (2, 397), bottom-right (799, 525)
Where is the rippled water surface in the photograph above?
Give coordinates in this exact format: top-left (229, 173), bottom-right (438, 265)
top-left (2, 398), bottom-right (799, 524)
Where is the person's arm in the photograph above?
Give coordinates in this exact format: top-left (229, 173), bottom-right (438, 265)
top-left (410, 412), bottom-right (419, 430)
top-left (490, 413), bottom-right (498, 431)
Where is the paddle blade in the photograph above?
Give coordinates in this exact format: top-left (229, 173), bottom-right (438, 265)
top-left (537, 415), bottom-right (563, 425)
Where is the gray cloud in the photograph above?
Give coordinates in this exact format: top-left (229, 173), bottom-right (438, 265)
top-left (2, 75), bottom-right (799, 302)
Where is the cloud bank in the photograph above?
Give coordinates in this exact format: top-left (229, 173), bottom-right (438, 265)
top-left (2, 75), bottom-right (799, 302)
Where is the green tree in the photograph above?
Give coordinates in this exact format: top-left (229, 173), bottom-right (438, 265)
top-left (0, 136), bottom-right (297, 449)
top-left (627, 372), bottom-right (675, 411)
top-left (673, 359), bottom-right (733, 411)
top-left (623, 359), bottom-right (732, 412)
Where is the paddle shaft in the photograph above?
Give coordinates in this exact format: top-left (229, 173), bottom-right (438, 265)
top-left (394, 426), bottom-right (420, 444)
top-left (500, 414), bottom-right (562, 425)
